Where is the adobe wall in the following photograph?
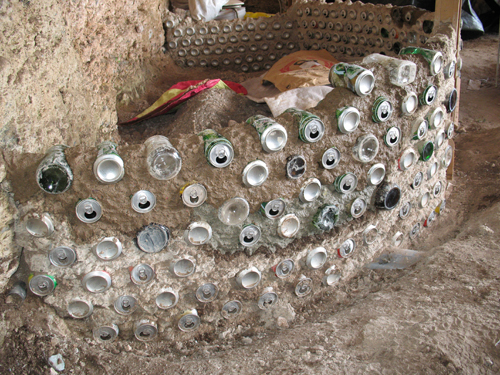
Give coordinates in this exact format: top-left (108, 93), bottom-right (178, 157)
top-left (1, 0), bottom-right (459, 343)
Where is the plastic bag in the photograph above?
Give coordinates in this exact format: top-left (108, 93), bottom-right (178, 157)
top-left (262, 50), bottom-right (339, 92)
top-left (461, 0), bottom-right (484, 39)
top-left (264, 86), bottom-right (333, 117)
top-left (189, 0), bottom-right (227, 21)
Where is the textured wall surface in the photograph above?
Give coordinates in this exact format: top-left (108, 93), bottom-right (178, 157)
top-left (1, 0), bottom-right (459, 343)
top-left (0, 0), bottom-right (170, 292)
top-left (165, 1), bottom-right (432, 71)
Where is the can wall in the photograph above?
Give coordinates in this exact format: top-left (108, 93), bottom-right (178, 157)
top-left (165, 1), bottom-right (434, 71)
top-left (3, 1), bottom-right (459, 344)
top-left (0, 0), bottom-right (173, 293)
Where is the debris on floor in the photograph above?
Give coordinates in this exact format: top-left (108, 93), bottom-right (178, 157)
top-left (467, 79), bottom-right (481, 90)
top-left (48, 354), bottom-right (65, 372)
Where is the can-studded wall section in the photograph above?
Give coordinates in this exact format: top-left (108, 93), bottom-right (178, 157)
top-left (6, 0), bottom-right (458, 344)
top-left (165, 1), bottom-right (434, 71)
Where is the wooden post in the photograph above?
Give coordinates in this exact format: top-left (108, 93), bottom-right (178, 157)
top-left (434, 0), bottom-right (461, 181)
top-left (433, 0), bottom-right (462, 123)
top-left (446, 140), bottom-right (455, 181)
top-left (434, 0), bottom-right (462, 121)
top-left (434, 0), bottom-right (462, 30)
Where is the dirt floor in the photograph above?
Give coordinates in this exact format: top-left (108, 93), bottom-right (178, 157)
top-left (1, 35), bottom-right (500, 374)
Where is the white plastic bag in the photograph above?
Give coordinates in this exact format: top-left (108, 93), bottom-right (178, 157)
top-left (264, 86), bottom-right (333, 117)
top-left (189, 0), bottom-right (227, 21)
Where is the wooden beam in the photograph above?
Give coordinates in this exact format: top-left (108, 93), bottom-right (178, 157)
top-left (434, 0), bottom-right (462, 28)
top-left (433, 0), bottom-right (462, 64)
top-left (446, 139), bottom-right (455, 181)
top-left (434, 0), bottom-right (461, 181)
top-left (434, 0), bottom-right (461, 127)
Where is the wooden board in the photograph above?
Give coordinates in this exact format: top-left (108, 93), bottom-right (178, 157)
top-left (434, 0), bottom-right (461, 151)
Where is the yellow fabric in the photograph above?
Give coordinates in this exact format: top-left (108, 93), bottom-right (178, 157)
top-left (212, 80), bottom-right (232, 90)
top-left (137, 88), bottom-right (185, 118)
top-left (244, 12), bottom-right (273, 19)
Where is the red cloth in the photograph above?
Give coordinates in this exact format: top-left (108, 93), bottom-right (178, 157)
top-left (119, 79), bottom-right (247, 125)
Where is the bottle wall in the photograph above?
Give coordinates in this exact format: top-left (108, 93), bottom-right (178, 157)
top-left (4, 1), bottom-right (459, 343)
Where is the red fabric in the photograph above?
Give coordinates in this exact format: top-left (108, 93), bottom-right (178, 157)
top-left (120, 79), bottom-right (247, 125)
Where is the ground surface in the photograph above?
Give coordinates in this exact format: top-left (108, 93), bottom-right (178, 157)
top-left (1, 36), bottom-right (500, 374)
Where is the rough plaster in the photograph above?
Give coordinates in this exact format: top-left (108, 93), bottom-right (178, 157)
top-left (0, 0), bottom-right (458, 343)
